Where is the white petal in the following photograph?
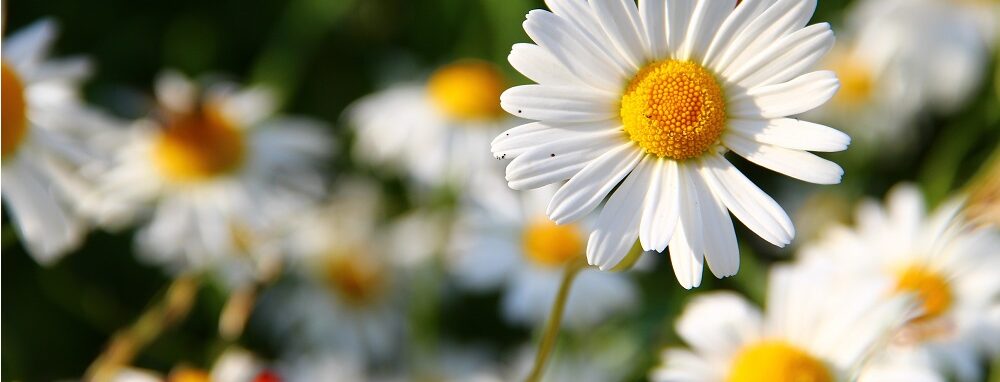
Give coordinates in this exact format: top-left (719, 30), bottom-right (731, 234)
top-left (588, 159), bottom-right (653, 270)
top-left (675, 292), bottom-right (762, 355)
top-left (524, 10), bottom-right (627, 92)
top-left (590, 0), bottom-right (648, 69)
top-left (639, 0), bottom-right (668, 59)
top-left (677, 0), bottom-right (735, 62)
top-left (691, 167), bottom-right (739, 278)
top-left (500, 84), bottom-right (617, 122)
top-left (492, 121), bottom-right (617, 160)
top-left (729, 71), bottom-right (839, 119)
top-left (700, 154), bottom-right (793, 246)
top-left (505, 129), bottom-right (624, 190)
top-left (665, 0), bottom-right (694, 53)
top-left (668, 164), bottom-right (706, 289)
top-left (703, 0), bottom-right (778, 69)
top-left (508, 43), bottom-right (591, 88)
top-left (2, 19), bottom-right (57, 70)
top-left (727, 118), bottom-right (850, 152)
top-left (724, 133), bottom-right (844, 184)
top-left (548, 143), bottom-right (644, 224)
top-left (639, 159), bottom-right (680, 252)
top-left (1, 165), bottom-right (83, 264)
top-left (724, 23), bottom-right (834, 88)
top-left (712, 0), bottom-right (817, 75)
top-left (155, 70), bottom-right (198, 114)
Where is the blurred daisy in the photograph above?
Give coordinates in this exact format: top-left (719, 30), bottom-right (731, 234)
top-left (802, 185), bottom-right (1000, 382)
top-left (448, 183), bottom-right (639, 329)
top-left (651, 261), bottom-right (912, 382)
top-left (96, 71), bottom-right (332, 277)
top-left (812, 0), bottom-right (989, 145)
top-left (348, 59), bottom-right (515, 189)
top-left (110, 347), bottom-right (278, 382)
top-left (255, 182), bottom-right (405, 363)
top-left (493, 0), bottom-right (848, 288)
top-left (1, 20), bottom-right (123, 263)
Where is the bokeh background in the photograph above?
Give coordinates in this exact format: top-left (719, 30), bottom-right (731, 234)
top-left (3, 0), bottom-right (999, 380)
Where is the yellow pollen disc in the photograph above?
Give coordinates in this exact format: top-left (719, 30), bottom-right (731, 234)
top-left (168, 368), bottom-right (211, 382)
top-left (727, 341), bottom-right (832, 382)
top-left (894, 264), bottom-right (953, 321)
top-left (153, 103), bottom-right (247, 182)
top-left (522, 218), bottom-right (584, 267)
top-left (427, 60), bottom-right (506, 121)
top-left (829, 54), bottom-right (873, 106)
top-left (620, 60), bottom-right (726, 160)
top-left (2, 62), bottom-right (29, 160)
top-left (324, 255), bottom-right (386, 306)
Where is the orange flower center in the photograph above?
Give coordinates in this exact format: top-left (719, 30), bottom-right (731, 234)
top-left (727, 341), bottom-right (832, 382)
top-left (153, 103), bottom-right (247, 182)
top-left (521, 218), bottom-right (585, 267)
top-left (427, 60), bottom-right (506, 121)
top-left (2, 62), bottom-right (29, 160)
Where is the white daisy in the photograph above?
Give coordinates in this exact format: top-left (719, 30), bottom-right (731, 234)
top-left (810, 0), bottom-right (990, 145)
top-left (801, 185), bottom-right (1000, 382)
top-left (651, 261), bottom-right (912, 382)
top-left (492, 0), bottom-right (849, 288)
top-left (95, 71), bottom-right (332, 279)
top-left (348, 59), bottom-right (516, 190)
top-left (255, 182), bottom-right (406, 363)
top-left (448, 182), bottom-right (639, 329)
top-left (1, 20), bottom-right (124, 263)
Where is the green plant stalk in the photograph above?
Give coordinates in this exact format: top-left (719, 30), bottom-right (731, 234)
top-left (525, 256), bottom-right (587, 382)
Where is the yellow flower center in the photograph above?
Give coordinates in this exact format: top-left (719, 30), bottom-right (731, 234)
top-left (324, 255), bottom-right (387, 306)
top-left (620, 60), bottom-right (726, 160)
top-left (894, 264), bottom-right (953, 321)
top-left (522, 218), bottom-right (584, 267)
top-left (427, 60), bottom-right (506, 121)
top-left (2, 62), bottom-right (29, 161)
top-left (168, 368), bottom-right (211, 382)
top-left (153, 103), bottom-right (247, 182)
top-left (727, 341), bottom-right (832, 382)
top-left (829, 55), bottom-right (873, 106)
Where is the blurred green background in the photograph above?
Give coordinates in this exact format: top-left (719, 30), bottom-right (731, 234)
top-left (3, 0), bottom-right (998, 380)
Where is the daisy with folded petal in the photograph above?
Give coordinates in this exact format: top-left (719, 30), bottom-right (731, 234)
top-left (650, 261), bottom-right (912, 382)
top-left (448, 182), bottom-right (639, 329)
top-left (1, 20), bottom-right (124, 264)
top-left (492, 0), bottom-right (849, 288)
top-left (801, 185), bottom-right (1000, 382)
top-left (348, 59), bottom-right (516, 190)
top-left (96, 71), bottom-right (332, 278)
top-left (255, 182), bottom-right (405, 363)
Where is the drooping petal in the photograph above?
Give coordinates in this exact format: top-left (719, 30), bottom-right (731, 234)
top-left (668, 164), bottom-right (706, 289)
top-left (548, 143), bottom-right (644, 224)
top-left (699, 154), bottom-right (794, 246)
top-left (691, 165), bottom-right (740, 278)
top-left (639, 158), bottom-right (680, 252)
top-left (724, 133), bottom-right (844, 184)
top-left (588, 158), bottom-right (653, 270)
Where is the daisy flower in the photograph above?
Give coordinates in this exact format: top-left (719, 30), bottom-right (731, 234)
top-left (650, 261), bottom-right (912, 382)
top-left (448, 182), bottom-right (639, 329)
top-left (255, 182), bottom-right (406, 363)
top-left (811, 0), bottom-right (989, 145)
top-left (1, 19), bottom-right (124, 263)
top-left (109, 347), bottom-right (279, 382)
top-left (348, 59), bottom-right (516, 190)
top-left (492, 0), bottom-right (849, 288)
top-left (801, 185), bottom-right (1000, 382)
top-left (95, 71), bottom-right (332, 277)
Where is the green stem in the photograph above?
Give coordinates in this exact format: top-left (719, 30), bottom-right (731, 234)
top-left (525, 257), bottom-right (587, 382)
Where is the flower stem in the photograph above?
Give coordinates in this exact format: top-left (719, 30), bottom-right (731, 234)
top-left (525, 256), bottom-right (587, 382)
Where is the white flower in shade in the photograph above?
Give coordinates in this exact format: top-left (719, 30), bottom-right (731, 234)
top-left (492, 0), bottom-right (849, 288)
top-left (651, 261), bottom-right (912, 382)
top-left (801, 185), bottom-right (1000, 382)
top-left (348, 60), bottom-right (516, 189)
top-left (255, 182), bottom-right (406, 363)
top-left (95, 71), bottom-right (332, 277)
top-left (811, 0), bottom-right (989, 146)
top-left (1, 20), bottom-right (123, 263)
top-left (109, 347), bottom-right (278, 382)
top-left (448, 182), bottom-right (639, 329)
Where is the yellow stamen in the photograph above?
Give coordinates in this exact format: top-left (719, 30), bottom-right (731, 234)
top-left (427, 60), bottom-right (506, 121)
top-left (727, 341), bottom-right (832, 382)
top-left (620, 60), bottom-right (726, 160)
top-left (324, 255), bottom-right (386, 306)
top-left (2, 62), bottom-right (29, 160)
top-left (829, 54), bottom-right (873, 106)
top-left (522, 218), bottom-right (584, 267)
top-left (894, 264), bottom-right (953, 322)
top-left (153, 103), bottom-right (246, 182)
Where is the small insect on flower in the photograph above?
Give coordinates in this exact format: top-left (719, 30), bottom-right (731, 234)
top-left (492, 0), bottom-right (849, 288)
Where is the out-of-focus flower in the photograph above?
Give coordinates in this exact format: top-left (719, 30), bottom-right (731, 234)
top-left (109, 347), bottom-right (279, 382)
top-left (348, 59), bottom-right (515, 191)
top-left (650, 261), bottom-right (912, 382)
top-left (492, 0), bottom-right (849, 288)
top-left (448, 183), bottom-right (638, 329)
top-left (801, 185), bottom-right (1000, 382)
top-left (811, 0), bottom-right (989, 146)
top-left (966, 154), bottom-right (1000, 228)
top-left (93, 71), bottom-right (332, 281)
top-left (1, 19), bottom-right (124, 264)
top-left (273, 353), bottom-right (366, 382)
top-left (255, 181), bottom-right (406, 364)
